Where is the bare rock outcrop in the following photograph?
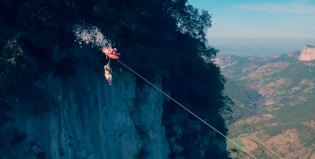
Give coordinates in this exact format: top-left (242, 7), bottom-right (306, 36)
top-left (0, 66), bottom-right (170, 159)
top-left (299, 45), bottom-right (315, 61)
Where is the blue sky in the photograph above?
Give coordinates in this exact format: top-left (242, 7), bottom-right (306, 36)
top-left (188, 0), bottom-right (315, 56)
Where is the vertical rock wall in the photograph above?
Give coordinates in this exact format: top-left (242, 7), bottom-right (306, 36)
top-left (299, 45), bottom-right (315, 61)
top-left (0, 65), bottom-right (169, 159)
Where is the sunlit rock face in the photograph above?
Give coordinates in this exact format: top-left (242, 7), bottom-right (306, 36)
top-left (0, 65), bottom-right (169, 159)
top-left (299, 45), bottom-right (315, 61)
top-left (214, 55), bottom-right (239, 69)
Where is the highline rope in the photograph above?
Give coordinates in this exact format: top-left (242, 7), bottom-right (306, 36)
top-left (117, 60), bottom-right (258, 159)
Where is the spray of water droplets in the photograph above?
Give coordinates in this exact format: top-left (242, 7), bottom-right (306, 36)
top-left (73, 24), bottom-right (113, 49)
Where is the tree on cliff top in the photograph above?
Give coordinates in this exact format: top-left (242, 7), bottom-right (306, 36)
top-left (1, 0), bottom-right (230, 158)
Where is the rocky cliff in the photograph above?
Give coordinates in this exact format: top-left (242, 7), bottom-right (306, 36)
top-left (299, 45), bottom-right (315, 61)
top-left (0, 66), bottom-right (169, 159)
top-left (0, 1), bottom-right (229, 158)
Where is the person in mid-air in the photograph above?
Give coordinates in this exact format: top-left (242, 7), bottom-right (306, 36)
top-left (104, 63), bottom-right (112, 85)
top-left (102, 47), bottom-right (120, 59)
top-left (102, 47), bottom-right (120, 85)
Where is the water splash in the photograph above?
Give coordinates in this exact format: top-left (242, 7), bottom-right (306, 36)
top-left (73, 24), bottom-right (113, 49)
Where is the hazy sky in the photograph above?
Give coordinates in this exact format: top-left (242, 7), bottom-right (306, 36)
top-left (189, 0), bottom-right (315, 56)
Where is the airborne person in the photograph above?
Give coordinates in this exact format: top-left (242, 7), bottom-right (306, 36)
top-left (102, 47), bottom-right (120, 85)
top-left (104, 63), bottom-right (112, 85)
top-left (102, 47), bottom-right (120, 59)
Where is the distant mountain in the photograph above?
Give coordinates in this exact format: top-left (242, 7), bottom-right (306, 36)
top-left (217, 51), bottom-right (315, 110)
top-left (299, 45), bottom-right (315, 61)
top-left (217, 50), bottom-right (315, 158)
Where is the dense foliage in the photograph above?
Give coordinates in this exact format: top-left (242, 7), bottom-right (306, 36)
top-left (1, 0), bottom-right (230, 158)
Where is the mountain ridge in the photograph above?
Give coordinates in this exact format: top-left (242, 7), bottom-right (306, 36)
top-left (217, 49), bottom-right (315, 158)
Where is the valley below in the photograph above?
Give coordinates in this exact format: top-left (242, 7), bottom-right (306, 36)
top-left (216, 49), bottom-right (315, 159)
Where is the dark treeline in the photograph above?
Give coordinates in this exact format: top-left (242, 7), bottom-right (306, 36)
top-left (1, 0), bottom-right (231, 158)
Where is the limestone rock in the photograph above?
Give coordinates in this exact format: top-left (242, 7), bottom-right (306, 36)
top-left (299, 45), bottom-right (315, 61)
top-left (0, 65), bottom-right (169, 159)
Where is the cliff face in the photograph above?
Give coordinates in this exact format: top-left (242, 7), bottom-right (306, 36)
top-left (1, 1), bottom-right (230, 158)
top-left (299, 45), bottom-right (315, 61)
top-left (0, 65), bottom-right (169, 159)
